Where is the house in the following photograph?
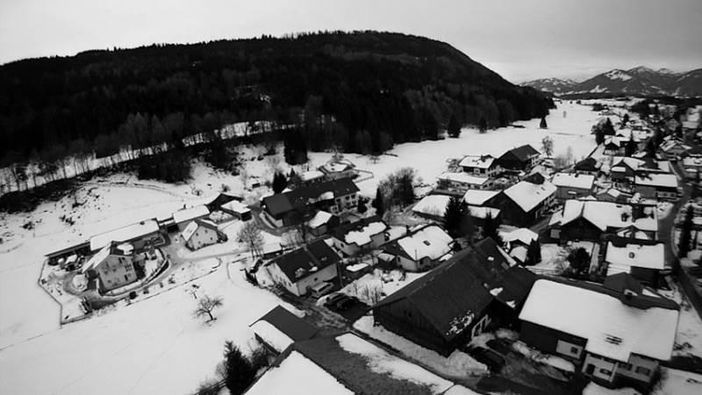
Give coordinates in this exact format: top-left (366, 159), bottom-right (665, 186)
top-left (596, 188), bottom-right (632, 204)
top-left (503, 228), bottom-right (539, 263)
top-left (659, 138), bottom-right (691, 159)
top-left (373, 239), bottom-right (534, 355)
top-left (603, 136), bottom-right (625, 156)
top-left (330, 216), bottom-right (388, 257)
top-left (681, 105), bottom-right (702, 131)
top-left (604, 240), bottom-right (665, 285)
top-left (89, 218), bottom-right (164, 252)
top-left (608, 157), bottom-right (671, 183)
top-left (262, 178), bottom-right (359, 227)
top-left (497, 144), bottom-right (540, 172)
top-left (459, 154), bottom-right (501, 177)
top-left (574, 157), bottom-right (600, 175)
top-left (81, 242), bottom-right (142, 292)
top-left (173, 205), bottom-right (211, 231)
top-left (412, 194), bottom-right (451, 221)
top-left (682, 155), bottom-right (702, 180)
top-left (181, 220), bottom-right (226, 251)
top-left (380, 224), bottom-right (454, 272)
top-left (552, 173), bottom-right (596, 201)
top-left (203, 192), bottom-right (243, 212)
top-left (249, 305), bottom-right (318, 354)
top-left (306, 210), bottom-right (339, 237)
top-left (486, 173), bottom-right (556, 227)
top-left (264, 239), bottom-right (341, 297)
top-left (519, 277), bottom-right (679, 389)
top-left (549, 200), bottom-right (658, 242)
top-left (436, 172), bottom-right (492, 194)
top-left (219, 200), bottom-right (252, 221)
top-left (634, 174), bottom-right (679, 201)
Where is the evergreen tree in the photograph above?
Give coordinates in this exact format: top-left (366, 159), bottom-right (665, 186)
top-left (603, 117), bottom-right (615, 135)
top-left (272, 171), bottom-right (288, 194)
top-left (567, 247), bottom-right (591, 276)
top-left (478, 117), bottom-right (488, 134)
top-left (525, 239), bottom-right (541, 266)
top-left (679, 206), bottom-right (694, 258)
top-left (483, 213), bottom-right (502, 245)
top-left (447, 114), bottom-right (461, 138)
top-left (625, 134), bottom-right (637, 157)
top-left (223, 341), bottom-right (256, 395)
top-left (372, 187), bottom-right (385, 217)
top-left (622, 113), bottom-right (630, 127)
top-left (539, 117), bottom-right (548, 129)
top-left (444, 196), bottom-right (470, 238)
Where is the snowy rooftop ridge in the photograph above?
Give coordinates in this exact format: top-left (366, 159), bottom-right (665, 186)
top-left (89, 218), bottom-right (160, 251)
top-left (503, 179), bottom-right (556, 212)
top-left (551, 200), bottom-right (658, 232)
top-left (552, 173), bottom-right (595, 190)
top-left (412, 194), bottom-right (450, 218)
top-left (172, 205), bottom-right (210, 224)
top-left (519, 279), bottom-right (679, 362)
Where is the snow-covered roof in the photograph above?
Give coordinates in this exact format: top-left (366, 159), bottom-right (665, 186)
top-left (503, 228), bottom-right (538, 245)
top-left (220, 200), bottom-right (250, 214)
top-left (519, 279), bottom-right (679, 362)
top-left (247, 351), bottom-right (353, 395)
top-left (510, 246), bottom-right (528, 263)
top-left (396, 225), bottom-right (453, 261)
top-left (551, 200), bottom-right (658, 232)
top-left (459, 155), bottom-right (495, 169)
top-left (412, 195), bottom-right (450, 217)
top-left (181, 221), bottom-right (199, 242)
top-left (635, 174), bottom-right (679, 189)
top-left (344, 221), bottom-right (387, 246)
top-left (307, 210), bottom-right (333, 229)
top-left (605, 242), bottom-right (665, 271)
top-left (438, 172), bottom-right (489, 186)
top-left (250, 320), bottom-right (295, 353)
top-left (173, 205), bottom-right (210, 224)
top-left (463, 190), bottom-right (499, 206)
top-left (300, 170), bottom-right (325, 181)
top-left (89, 219), bottom-right (160, 251)
top-left (81, 244), bottom-right (112, 273)
top-left (552, 173), bottom-right (595, 190)
top-left (503, 180), bottom-right (556, 212)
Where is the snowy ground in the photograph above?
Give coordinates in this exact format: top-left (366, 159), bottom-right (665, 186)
top-left (339, 268), bottom-right (427, 305)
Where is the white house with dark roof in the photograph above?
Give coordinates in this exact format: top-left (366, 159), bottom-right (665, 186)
top-left (519, 277), bottom-right (679, 388)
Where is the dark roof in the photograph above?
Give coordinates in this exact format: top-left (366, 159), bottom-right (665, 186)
top-left (263, 178), bottom-right (359, 217)
top-left (575, 157), bottom-right (598, 172)
top-left (269, 239), bottom-right (341, 282)
top-left (252, 305), bottom-right (318, 342)
top-left (205, 193), bottom-right (243, 211)
top-left (500, 144), bottom-right (540, 162)
top-left (375, 252), bottom-right (494, 342)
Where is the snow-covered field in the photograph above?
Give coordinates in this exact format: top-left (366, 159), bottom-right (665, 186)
top-left (0, 101), bottom-right (604, 394)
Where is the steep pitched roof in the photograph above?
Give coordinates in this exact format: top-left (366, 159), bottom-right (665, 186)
top-left (269, 240), bottom-right (340, 282)
top-left (263, 178), bottom-right (359, 217)
top-left (252, 305), bottom-right (318, 343)
top-left (500, 144), bottom-right (540, 162)
top-left (502, 179), bottom-right (556, 212)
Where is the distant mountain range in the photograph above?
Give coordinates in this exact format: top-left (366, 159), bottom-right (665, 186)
top-left (523, 66), bottom-right (702, 97)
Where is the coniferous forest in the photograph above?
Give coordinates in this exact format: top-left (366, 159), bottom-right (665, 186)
top-left (0, 31), bottom-right (553, 171)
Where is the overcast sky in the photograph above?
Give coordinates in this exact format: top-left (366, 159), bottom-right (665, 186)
top-left (1, 0), bottom-right (700, 82)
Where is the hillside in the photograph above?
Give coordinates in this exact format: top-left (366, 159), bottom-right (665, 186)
top-left (523, 66), bottom-right (702, 98)
top-left (0, 31), bottom-right (552, 168)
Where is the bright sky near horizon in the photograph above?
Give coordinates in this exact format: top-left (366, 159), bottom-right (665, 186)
top-left (1, 0), bottom-right (700, 82)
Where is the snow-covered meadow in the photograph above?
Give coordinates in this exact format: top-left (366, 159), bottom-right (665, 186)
top-left (0, 100), bottom-right (605, 394)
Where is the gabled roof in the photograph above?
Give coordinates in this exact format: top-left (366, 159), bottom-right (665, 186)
top-left (463, 190), bottom-right (500, 206)
top-left (605, 241), bottom-right (665, 271)
top-left (263, 178), bottom-right (359, 217)
top-left (550, 200), bottom-right (658, 233)
top-left (307, 210), bottom-right (334, 229)
top-left (269, 239), bottom-right (341, 282)
top-left (412, 195), bottom-right (450, 218)
top-left (250, 305), bottom-right (318, 353)
top-left (382, 224), bottom-right (453, 261)
top-left (438, 172), bottom-right (490, 185)
top-left (635, 173), bottom-right (679, 189)
top-left (519, 278), bottom-right (679, 362)
top-left (503, 228), bottom-right (539, 246)
top-left (173, 205), bottom-right (210, 224)
top-left (181, 219), bottom-right (220, 242)
top-left (500, 144), bottom-right (540, 162)
top-left (502, 179), bottom-right (556, 212)
top-left (574, 157), bottom-right (599, 172)
top-left (459, 154), bottom-right (495, 169)
top-left (89, 219), bottom-right (160, 251)
top-left (552, 173), bottom-right (595, 190)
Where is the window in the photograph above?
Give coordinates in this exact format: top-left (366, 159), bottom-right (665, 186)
top-left (599, 368), bottom-right (612, 376)
top-left (619, 363), bottom-right (632, 370)
top-left (635, 366), bottom-right (652, 376)
top-left (570, 346), bottom-right (579, 354)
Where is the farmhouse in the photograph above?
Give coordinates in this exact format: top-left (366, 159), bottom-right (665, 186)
top-left (249, 305), bottom-right (318, 354)
top-left (81, 242), bottom-right (142, 292)
top-left (604, 241), bottom-right (665, 285)
top-left (330, 216), bottom-right (388, 257)
top-left (380, 224), bottom-right (454, 272)
top-left (497, 144), bottom-right (540, 172)
top-left (264, 239), bottom-right (341, 297)
top-left (374, 239), bottom-right (534, 356)
top-left (89, 218), bottom-right (164, 252)
top-left (173, 205), bottom-right (211, 231)
top-left (459, 154), bottom-right (501, 177)
top-left (552, 173), bottom-right (596, 201)
top-left (549, 200), bottom-right (658, 242)
top-left (181, 220), bottom-right (226, 251)
top-left (519, 277), bottom-right (679, 388)
top-left (486, 173), bottom-right (556, 227)
top-left (262, 178), bottom-right (359, 227)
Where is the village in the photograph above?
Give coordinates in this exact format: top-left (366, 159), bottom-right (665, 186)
top-left (2, 100), bottom-right (702, 394)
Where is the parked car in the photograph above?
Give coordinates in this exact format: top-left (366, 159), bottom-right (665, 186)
top-left (466, 346), bottom-right (506, 372)
top-left (310, 282), bottom-right (334, 298)
top-left (324, 293), bottom-right (347, 307)
top-left (325, 294), bottom-right (360, 312)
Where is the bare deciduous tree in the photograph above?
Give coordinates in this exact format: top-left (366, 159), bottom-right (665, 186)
top-left (238, 222), bottom-right (264, 257)
top-left (193, 295), bottom-right (223, 322)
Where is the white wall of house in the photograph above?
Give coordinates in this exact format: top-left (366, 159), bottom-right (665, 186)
top-left (265, 263), bottom-right (298, 296)
top-left (583, 353), bottom-right (617, 383)
top-left (555, 339), bottom-right (584, 359)
top-left (614, 354), bottom-right (658, 383)
top-left (333, 231), bottom-right (386, 257)
top-left (294, 264), bottom-right (338, 296)
top-left (185, 226), bottom-right (219, 250)
top-left (97, 255), bottom-right (138, 292)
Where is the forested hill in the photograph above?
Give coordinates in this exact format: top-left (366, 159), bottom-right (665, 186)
top-left (0, 30), bottom-right (553, 165)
